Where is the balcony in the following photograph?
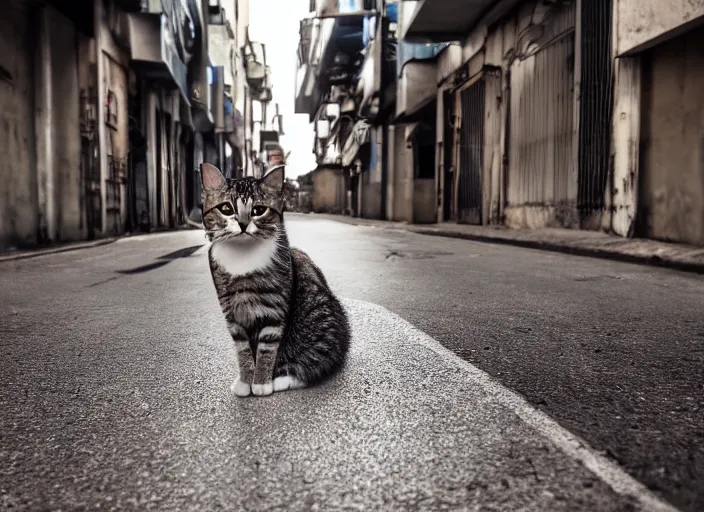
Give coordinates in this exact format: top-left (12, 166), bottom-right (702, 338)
top-left (128, 13), bottom-right (189, 101)
top-left (208, 20), bottom-right (235, 88)
top-left (244, 39), bottom-right (267, 91)
top-left (393, 30), bottom-right (447, 122)
top-left (258, 67), bottom-right (273, 103)
top-left (296, 0), bottom-right (375, 118)
top-left (295, 18), bottom-right (326, 117)
top-left (401, 0), bottom-right (499, 43)
top-left (395, 58), bottom-right (438, 123)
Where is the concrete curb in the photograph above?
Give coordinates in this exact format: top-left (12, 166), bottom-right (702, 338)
top-left (410, 228), bottom-right (704, 275)
top-left (0, 238), bottom-right (119, 263)
top-left (294, 214), bottom-right (704, 275)
top-left (0, 224), bottom-right (203, 263)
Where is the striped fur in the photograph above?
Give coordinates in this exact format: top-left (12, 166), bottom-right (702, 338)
top-left (201, 164), bottom-right (350, 397)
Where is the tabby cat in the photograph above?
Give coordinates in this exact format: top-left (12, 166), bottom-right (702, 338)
top-left (200, 163), bottom-right (350, 397)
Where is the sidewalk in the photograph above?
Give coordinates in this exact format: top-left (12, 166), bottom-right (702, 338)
top-left (299, 213), bottom-right (704, 274)
top-left (0, 226), bottom-right (196, 263)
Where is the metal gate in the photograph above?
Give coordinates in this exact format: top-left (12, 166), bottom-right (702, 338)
top-left (443, 90), bottom-right (455, 221)
top-left (457, 79), bottom-right (485, 224)
top-left (578, 0), bottom-right (613, 224)
top-left (507, 2), bottom-right (575, 219)
top-left (80, 87), bottom-right (101, 239)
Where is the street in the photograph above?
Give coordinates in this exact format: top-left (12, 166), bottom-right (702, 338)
top-left (1, 214), bottom-right (702, 511)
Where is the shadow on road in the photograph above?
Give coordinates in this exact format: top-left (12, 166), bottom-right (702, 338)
top-left (116, 245), bottom-right (204, 275)
top-left (86, 245), bottom-right (205, 287)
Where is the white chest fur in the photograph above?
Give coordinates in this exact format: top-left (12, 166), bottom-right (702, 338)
top-left (211, 236), bottom-right (278, 276)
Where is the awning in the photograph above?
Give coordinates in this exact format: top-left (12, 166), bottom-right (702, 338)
top-left (341, 120), bottom-right (372, 167)
top-left (403, 0), bottom-right (523, 43)
top-left (128, 13), bottom-right (189, 102)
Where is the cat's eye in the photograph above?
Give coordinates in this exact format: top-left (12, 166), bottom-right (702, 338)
top-left (216, 202), bottom-right (235, 215)
top-left (252, 205), bottom-right (268, 217)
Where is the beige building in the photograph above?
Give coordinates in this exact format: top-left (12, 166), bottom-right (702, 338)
top-left (400, 0), bottom-right (704, 245)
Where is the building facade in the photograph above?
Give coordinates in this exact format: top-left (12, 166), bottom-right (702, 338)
top-left (296, 0), bottom-right (704, 246)
top-left (0, 0), bottom-right (282, 251)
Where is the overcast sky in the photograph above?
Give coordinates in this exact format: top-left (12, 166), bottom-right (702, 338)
top-left (249, 0), bottom-right (316, 179)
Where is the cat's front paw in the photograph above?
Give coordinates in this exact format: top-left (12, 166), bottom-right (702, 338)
top-left (251, 382), bottom-right (274, 396)
top-left (231, 379), bottom-right (252, 397)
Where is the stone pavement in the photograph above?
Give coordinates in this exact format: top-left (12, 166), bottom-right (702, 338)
top-left (302, 213), bottom-right (704, 274)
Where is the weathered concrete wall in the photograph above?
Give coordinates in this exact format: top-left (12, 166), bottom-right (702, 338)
top-left (606, 56), bottom-right (641, 237)
top-left (361, 130), bottom-right (383, 219)
top-left (637, 26), bottom-right (704, 245)
top-left (616, 0), bottom-right (704, 55)
top-left (0, 1), bottom-right (38, 249)
top-left (361, 182), bottom-right (382, 218)
top-left (48, 7), bottom-right (84, 242)
top-left (436, 44), bottom-right (462, 85)
top-left (2, 3), bottom-right (84, 248)
top-left (312, 167), bottom-right (346, 214)
top-left (99, 3), bottom-right (131, 235)
top-left (396, 61), bottom-right (437, 117)
top-left (390, 125), bottom-right (414, 222)
top-left (413, 179), bottom-right (436, 223)
top-left (104, 55), bottom-right (129, 231)
top-left (361, 164), bottom-right (382, 220)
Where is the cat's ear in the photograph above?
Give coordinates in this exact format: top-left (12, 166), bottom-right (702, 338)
top-left (259, 165), bottom-right (285, 196)
top-left (201, 163), bottom-right (226, 190)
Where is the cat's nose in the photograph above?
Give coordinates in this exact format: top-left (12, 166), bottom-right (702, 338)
top-left (238, 221), bottom-right (248, 233)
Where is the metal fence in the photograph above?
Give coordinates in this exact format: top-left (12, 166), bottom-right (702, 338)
top-left (578, 0), bottom-right (614, 221)
top-left (507, 33), bottom-right (575, 212)
top-left (458, 79), bottom-right (485, 225)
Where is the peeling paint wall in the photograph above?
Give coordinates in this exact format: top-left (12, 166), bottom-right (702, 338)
top-left (616, 0), bottom-right (704, 55)
top-left (607, 57), bottom-right (640, 237)
top-left (0, 1), bottom-right (37, 249)
top-left (637, 26), bottom-right (704, 245)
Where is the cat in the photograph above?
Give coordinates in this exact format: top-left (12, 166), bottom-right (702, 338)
top-left (200, 163), bottom-right (350, 397)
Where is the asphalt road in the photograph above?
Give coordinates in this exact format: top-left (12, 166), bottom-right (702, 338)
top-left (1, 215), bottom-right (702, 511)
